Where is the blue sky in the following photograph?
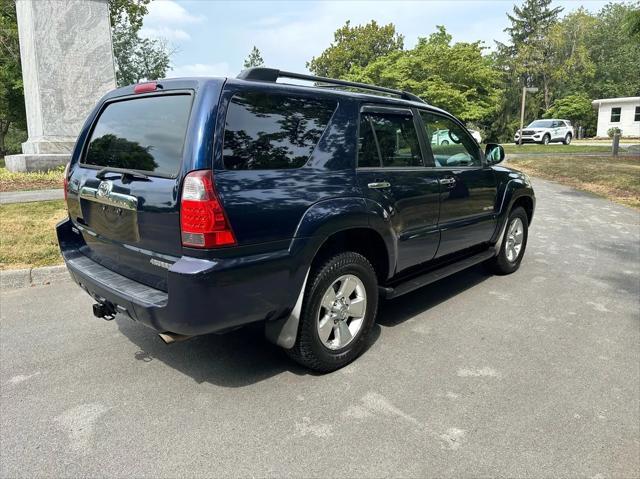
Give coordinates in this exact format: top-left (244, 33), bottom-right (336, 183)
top-left (138, 0), bottom-right (613, 79)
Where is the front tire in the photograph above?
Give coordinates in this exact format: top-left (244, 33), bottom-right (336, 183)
top-left (541, 134), bottom-right (550, 145)
top-left (488, 207), bottom-right (528, 275)
top-left (286, 252), bottom-right (378, 372)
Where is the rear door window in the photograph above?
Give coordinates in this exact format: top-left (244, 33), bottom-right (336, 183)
top-left (83, 94), bottom-right (192, 177)
top-left (223, 92), bottom-right (337, 170)
top-left (358, 111), bottom-right (423, 168)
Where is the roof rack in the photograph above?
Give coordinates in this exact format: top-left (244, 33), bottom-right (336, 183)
top-left (237, 67), bottom-right (426, 104)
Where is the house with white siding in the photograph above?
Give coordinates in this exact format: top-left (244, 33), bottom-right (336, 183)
top-left (592, 97), bottom-right (640, 138)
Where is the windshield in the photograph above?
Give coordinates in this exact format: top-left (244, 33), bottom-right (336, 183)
top-left (527, 120), bottom-right (554, 128)
top-left (83, 94), bottom-right (192, 177)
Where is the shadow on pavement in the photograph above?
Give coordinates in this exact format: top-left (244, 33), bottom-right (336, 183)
top-left (377, 264), bottom-right (491, 327)
top-left (116, 264), bottom-right (490, 387)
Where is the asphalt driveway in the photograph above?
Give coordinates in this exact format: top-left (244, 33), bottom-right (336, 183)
top-left (1, 178), bottom-right (639, 478)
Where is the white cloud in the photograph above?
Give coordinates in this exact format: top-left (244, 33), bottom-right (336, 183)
top-left (168, 62), bottom-right (233, 78)
top-left (144, 0), bottom-right (204, 26)
top-left (231, 1), bottom-right (504, 73)
top-left (141, 0), bottom-right (205, 41)
top-left (141, 26), bottom-right (191, 41)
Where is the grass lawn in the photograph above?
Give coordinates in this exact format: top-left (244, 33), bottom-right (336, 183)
top-left (0, 200), bottom-right (66, 270)
top-left (0, 166), bottom-right (65, 192)
top-left (508, 154), bottom-right (640, 209)
top-left (502, 144), bottom-right (614, 154)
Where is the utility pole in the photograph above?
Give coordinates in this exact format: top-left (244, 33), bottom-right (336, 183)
top-left (518, 87), bottom-right (539, 146)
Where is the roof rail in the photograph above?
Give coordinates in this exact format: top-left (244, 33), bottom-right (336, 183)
top-left (237, 67), bottom-right (426, 104)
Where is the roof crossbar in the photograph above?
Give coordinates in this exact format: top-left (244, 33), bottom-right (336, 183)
top-left (237, 67), bottom-right (426, 104)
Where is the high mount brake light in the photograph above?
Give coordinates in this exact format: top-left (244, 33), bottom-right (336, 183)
top-left (180, 170), bottom-right (236, 248)
top-left (134, 82), bottom-right (158, 94)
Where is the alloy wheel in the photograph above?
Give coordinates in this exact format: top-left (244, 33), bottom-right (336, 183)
top-left (317, 274), bottom-right (367, 350)
top-left (505, 217), bottom-right (524, 262)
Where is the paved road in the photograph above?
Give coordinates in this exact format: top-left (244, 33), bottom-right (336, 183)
top-left (0, 188), bottom-right (63, 204)
top-left (1, 179), bottom-right (639, 478)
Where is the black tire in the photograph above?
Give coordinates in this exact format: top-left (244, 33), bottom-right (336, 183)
top-left (488, 207), bottom-right (529, 275)
top-left (286, 252), bottom-right (378, 372)
top-left (541, 134), bottom-right (550, 145)
top-left (563, 133), bottom-right (572, 145)
top-left (441, 140), bottom-right (449, 145)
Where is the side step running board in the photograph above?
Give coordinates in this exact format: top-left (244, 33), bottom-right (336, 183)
top-left (379, 249), bottom-right (496, 299)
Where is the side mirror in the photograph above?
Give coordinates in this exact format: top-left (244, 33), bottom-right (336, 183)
top-left (485, 143), bottom-right (505, 165)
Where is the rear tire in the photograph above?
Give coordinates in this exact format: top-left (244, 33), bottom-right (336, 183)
top-left (286, 252), bottom-right (378, 372)
top-left (563, 133), bottom-right (572, 145)
top-left (488, 207), bottom-right (528, 275)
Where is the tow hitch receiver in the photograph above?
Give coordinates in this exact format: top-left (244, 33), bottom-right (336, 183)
top-left (93, 302), bottom-right (116, 320)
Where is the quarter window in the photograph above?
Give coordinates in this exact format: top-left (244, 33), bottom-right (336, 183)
top-left (223, 92), bottom-right (337, 170)
top-left (611, 107), bottom-right (621, 122)
top-left (420, 112), bottom-right (481, 167)
top-left (358, 112), bottom-right (422, 168)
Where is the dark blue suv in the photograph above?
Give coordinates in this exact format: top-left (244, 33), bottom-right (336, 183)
top-left (57, 68), bottom-right (535, 372)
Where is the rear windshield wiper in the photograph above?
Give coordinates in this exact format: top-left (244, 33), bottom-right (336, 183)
top-left (96, 167), bottom-right (149, 182)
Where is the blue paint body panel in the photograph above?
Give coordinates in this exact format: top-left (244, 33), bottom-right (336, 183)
top-left (58, 76), bottom-right (535, 337)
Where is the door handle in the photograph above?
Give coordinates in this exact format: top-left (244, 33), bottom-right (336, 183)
top-left (368, 181), bottom-right (391, 189)
top-left (439, 177), bottom-right (456, 187)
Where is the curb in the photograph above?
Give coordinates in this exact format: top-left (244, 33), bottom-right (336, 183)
top-left (1, 265), bottom-right (69, 290)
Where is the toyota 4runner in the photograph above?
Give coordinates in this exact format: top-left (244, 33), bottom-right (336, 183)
top-left (57, 68), bottom-right (535, 372)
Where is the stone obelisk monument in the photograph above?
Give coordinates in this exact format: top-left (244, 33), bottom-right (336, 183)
top-left (6, 0), bottom-right (116, 172)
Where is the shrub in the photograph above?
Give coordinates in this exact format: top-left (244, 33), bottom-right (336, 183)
top-left (607, 127), bottom-right (622, 138)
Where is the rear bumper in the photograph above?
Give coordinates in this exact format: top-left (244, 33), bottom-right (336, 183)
top-left (57, 218), bottom-right (310, 336)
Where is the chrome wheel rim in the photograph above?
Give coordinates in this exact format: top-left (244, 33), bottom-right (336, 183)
top-left (317, 274), bottom-right (367, 350)
top-left (505, 217), bottom-right (524, 262)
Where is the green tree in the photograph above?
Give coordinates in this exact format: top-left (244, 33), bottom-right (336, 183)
top-left (0, 0), bottom-right (26, 156)
top-left (307, 20), bottom-right (404, 78)
top-left (109, 0), bottom-right (150, 33)
top-left (587, 2), bottom-right (640, 98)
top-left (497, 0), bottom-right (563, 109)
top-left (624, 3), bottom-right (640, 41)
top-left (112, 23), bottom-right (172, 86)
top-left (243, 46), bottom-right (264, 69)
top-left (349, 26), bottom-right (500, 123)
top-left (547, 8), bottom-right (597, 99)
top-left (109, 0), bottom-right (173, 86)
top-left (543, 93), bottom-right (596, 134)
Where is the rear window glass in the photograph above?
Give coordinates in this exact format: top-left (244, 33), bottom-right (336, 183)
top-left (223, 92), bottom-right (337, 170)
top-left (83, 94), bottom-right (192, 176)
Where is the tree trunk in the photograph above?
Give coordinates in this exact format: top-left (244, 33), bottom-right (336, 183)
top-left (0, 120), bottom-right (9, 157)
top-left (542, 73), bottom-right (551, 110)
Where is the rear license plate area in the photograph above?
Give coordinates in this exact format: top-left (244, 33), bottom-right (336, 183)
top-left (81, 200), bottom-right (140, 243)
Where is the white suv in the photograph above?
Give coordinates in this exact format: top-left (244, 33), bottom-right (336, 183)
top-left (514, 119), bottom-right (574, 145)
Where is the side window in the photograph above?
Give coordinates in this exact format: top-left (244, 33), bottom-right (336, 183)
top-left (357, 111), bottom-right (422, 168)
top-left (358, 116), bottom-right (381, 167)
top-left (611, 107), bottom-right (621, 122)
top-left (223, 92), bottom-right (337, 170)
top-left (420, 111), bottom-right (481, 167)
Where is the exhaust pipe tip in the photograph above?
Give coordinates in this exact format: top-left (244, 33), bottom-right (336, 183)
top-left (158, 332), bottom-right (192, 344)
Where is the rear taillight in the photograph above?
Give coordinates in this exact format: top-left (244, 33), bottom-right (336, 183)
top-left (63, 162), bottom-right (70, 201)
top-left (180, 170), bottom-right (236, 248)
